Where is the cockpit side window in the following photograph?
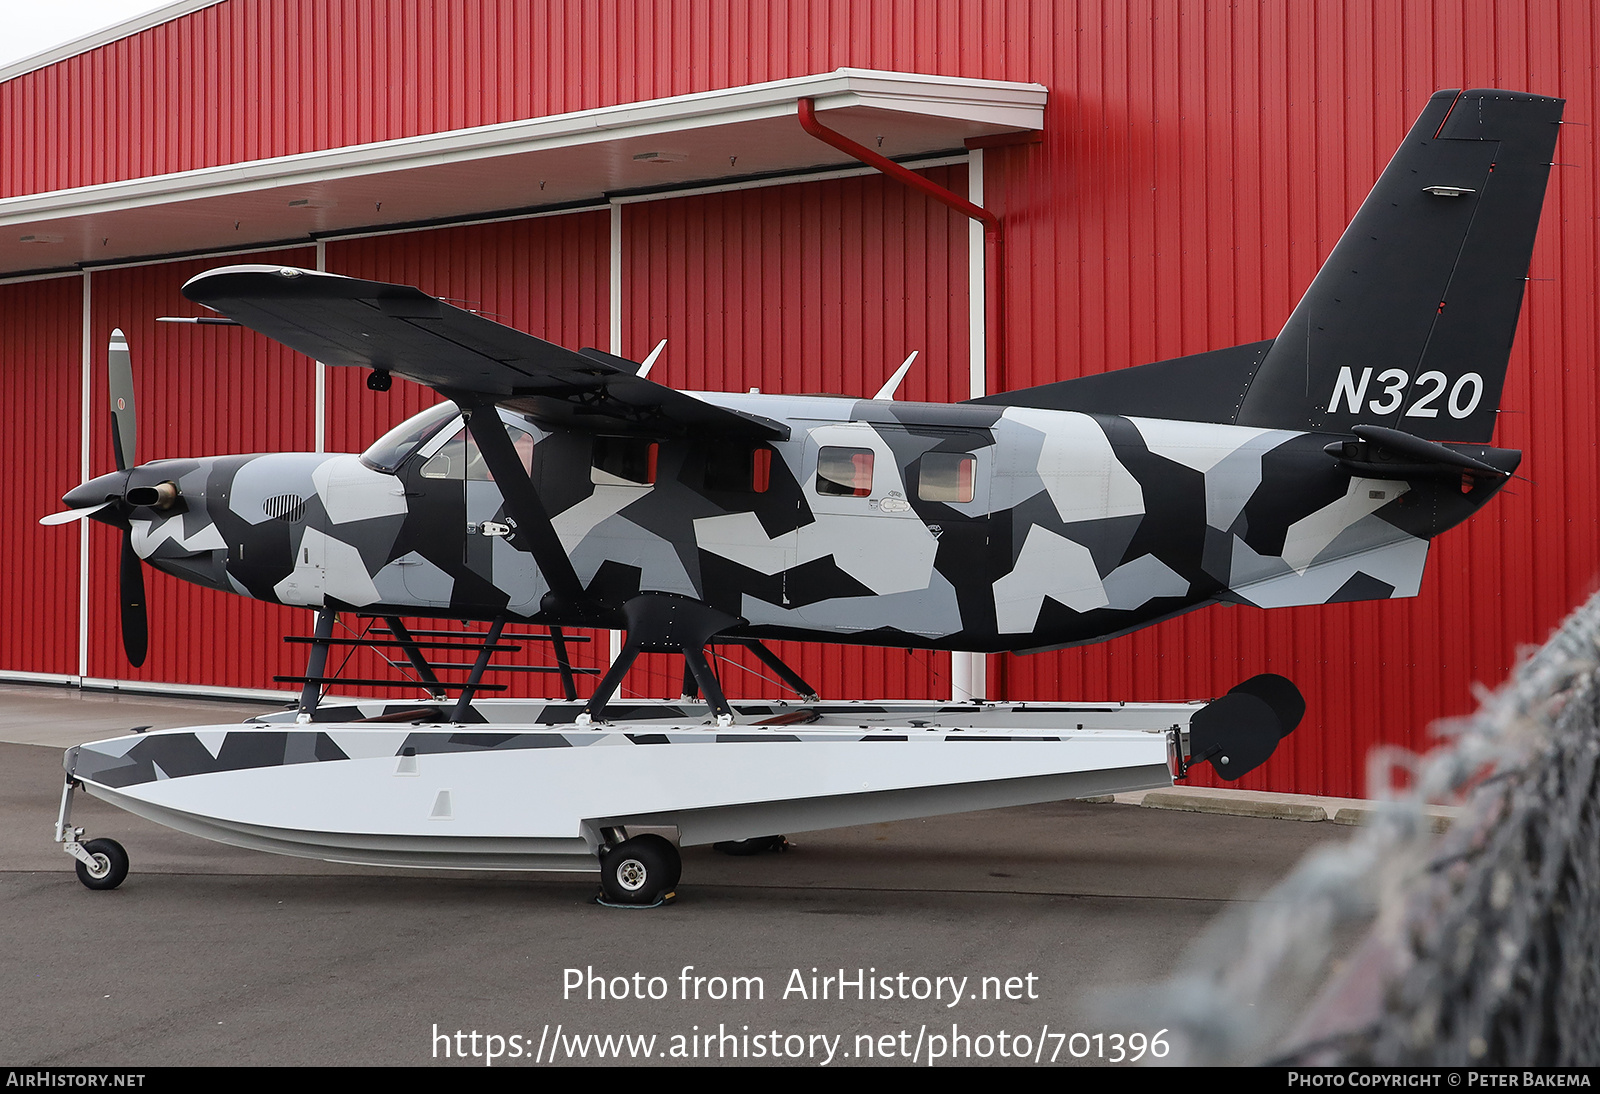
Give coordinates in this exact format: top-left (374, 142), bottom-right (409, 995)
top-left (359, 402), bottom-right (460, 473)
top-left (420, 424), bottom-right (535, 481)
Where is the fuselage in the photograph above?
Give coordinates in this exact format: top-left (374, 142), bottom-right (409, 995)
top-left (92, 393), bottom-right (1511, 655)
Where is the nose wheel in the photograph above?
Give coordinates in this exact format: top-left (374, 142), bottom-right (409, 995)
top-left (56, 777), bottom-right (131, 891)
top-left (74, 838), bottom-right (129, 891)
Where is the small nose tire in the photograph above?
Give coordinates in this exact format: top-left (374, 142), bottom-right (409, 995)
top-left (75, 838), bottom-right (129, 891)
top-left (599, 834), bottom-right (681, 905)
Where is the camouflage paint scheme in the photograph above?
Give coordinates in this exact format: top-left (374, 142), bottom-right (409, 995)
top-left (116, 390), bottom-right (1502, 656)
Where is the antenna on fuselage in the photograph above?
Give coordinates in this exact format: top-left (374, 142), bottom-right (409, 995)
top-left (874, 351), bottom-right (919, 400)
top-left (636, 339), bottom-right (668, 378)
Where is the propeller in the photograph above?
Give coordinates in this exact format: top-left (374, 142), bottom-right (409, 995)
top-left (106, 329), bottom-right (148, 666)
top-left (37, 330), bottom-right (149, 666)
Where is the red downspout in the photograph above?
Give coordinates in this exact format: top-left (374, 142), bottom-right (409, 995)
top-left (798, 97), bottom-right (1009, 703)
top-left (796, 97), bottom-right (1004, 388)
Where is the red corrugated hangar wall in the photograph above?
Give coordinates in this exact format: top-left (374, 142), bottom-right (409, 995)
top-left (1, 0), bottom-right (1595, 799)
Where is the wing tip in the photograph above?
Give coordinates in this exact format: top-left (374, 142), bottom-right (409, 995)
top-left (181, 264), bottom-right (350, 303)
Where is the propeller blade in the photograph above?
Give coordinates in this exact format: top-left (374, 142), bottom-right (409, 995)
top-left (108, 329), bottom-right (136, 472)
top-left (119, 532), bottom-right (148, 667)
top-left (39, 502), bottom-right (112, 526)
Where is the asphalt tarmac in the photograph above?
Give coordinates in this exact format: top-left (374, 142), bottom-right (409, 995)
top-left (0, 683), bottom-right (1348, 1067)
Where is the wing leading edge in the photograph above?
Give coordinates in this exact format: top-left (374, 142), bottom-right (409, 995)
top-left (182, 265), bottom-right (787, 441)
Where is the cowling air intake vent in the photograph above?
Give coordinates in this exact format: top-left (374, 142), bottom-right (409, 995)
top-left (263, 493), bottom-right (307, 522)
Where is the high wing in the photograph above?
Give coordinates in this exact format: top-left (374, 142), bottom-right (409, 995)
top-left (181, 265), bottom-right (786, 441)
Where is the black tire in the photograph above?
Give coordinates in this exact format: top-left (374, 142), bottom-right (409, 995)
top-left (599, 834), bottom-right (681, 905)
top-left (75, 838), bottom-right (129, 891)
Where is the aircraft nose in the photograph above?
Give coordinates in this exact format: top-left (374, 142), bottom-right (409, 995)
top-left (63, 471), bottom-right (128, 510)
top-left (52, 467), bottom-right (182, 529)
top-left (40, 471), bottom-right (131, 528)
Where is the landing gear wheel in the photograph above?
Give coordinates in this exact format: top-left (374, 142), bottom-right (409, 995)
top-left (598, 834), bottom-right (681, 906)
top-left (75, 838), bottom-right (128, 891)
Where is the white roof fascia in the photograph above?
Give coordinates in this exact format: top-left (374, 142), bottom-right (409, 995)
top-left (0, 0), bottom-right (225, 86)
top-left (0, 68), bottom-right (1047, 229)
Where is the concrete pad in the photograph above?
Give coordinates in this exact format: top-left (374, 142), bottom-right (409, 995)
top-left (1331, 805), bottom-right (1454, 832)
top-left (0, 682), bottom-right (281, 747)
top-left (1139, 789), bottom-right (1327, 822)
top-left (1118, 783), bottom-right (1461, 827)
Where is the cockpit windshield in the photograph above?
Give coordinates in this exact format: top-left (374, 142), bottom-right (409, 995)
top-left (359, 401), bottom-right (460, 473)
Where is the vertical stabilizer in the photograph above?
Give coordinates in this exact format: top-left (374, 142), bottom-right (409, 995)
top-left (1236, 89), bottom-right (1563, 442)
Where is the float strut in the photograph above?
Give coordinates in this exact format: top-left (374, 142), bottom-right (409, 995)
top-left (740, 639), bottom-right (819, 702)
top-left (549, 626), bottom-right (578, 702)
top-left (297, 608), bottom-right (337, 721)
top-left (580, 593), bottom-right (741, 725)
top-left (381, 616), bottom-right (448, 700)
top-left (451, 615), bottom-right (506, 721)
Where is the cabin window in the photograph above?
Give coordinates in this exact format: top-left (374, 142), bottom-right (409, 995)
top-left (816, 447), bottom-right (874, 497)
top-left (918, 452), bottom-right (975, 503)
top-left (704, 446), bottom-right (772, 493)
top-left (420, 424), bottom-right (535, 481)
top-left (592, 437), bottom-right (658, 486)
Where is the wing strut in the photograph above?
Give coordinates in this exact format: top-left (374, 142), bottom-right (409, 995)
top-left (449, 392), bottom-right (757, 723)
top-left (447, 390), bottom-right (594, 618)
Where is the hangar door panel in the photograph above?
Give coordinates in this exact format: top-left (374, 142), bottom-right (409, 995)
top-left (621, 169), bottom-right (970, 696)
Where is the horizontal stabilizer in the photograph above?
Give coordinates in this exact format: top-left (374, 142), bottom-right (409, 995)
top-left (1325, 424), bottom-right (1520, 480)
